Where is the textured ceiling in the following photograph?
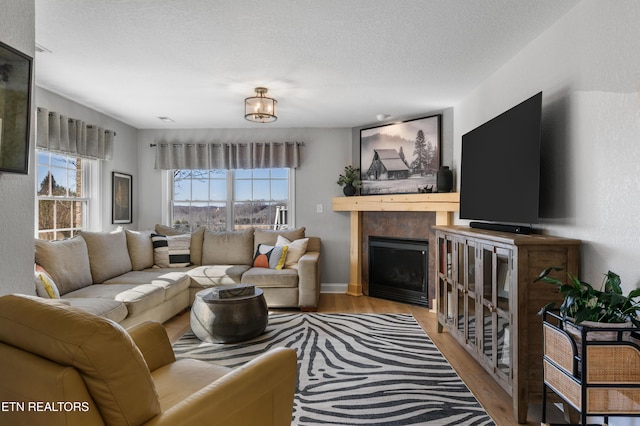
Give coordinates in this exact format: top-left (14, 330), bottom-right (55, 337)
top-left (34, 0), bottom-right (581, 129)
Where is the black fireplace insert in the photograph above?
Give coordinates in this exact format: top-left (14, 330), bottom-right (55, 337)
top-left (368, 236), bottom-right (429, 307)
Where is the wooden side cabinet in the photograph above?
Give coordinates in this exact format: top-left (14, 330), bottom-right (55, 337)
top-left (434, 226), bottom-right (580, 424)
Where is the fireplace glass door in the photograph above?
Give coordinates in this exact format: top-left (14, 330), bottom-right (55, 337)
top-left (368, 236), bottom-right (429, 306)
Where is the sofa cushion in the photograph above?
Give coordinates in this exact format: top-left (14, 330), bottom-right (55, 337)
top-left (62, 297), bottom-right (129, 323)
top-left (202, 228), bottom-right (254, 265)
top-left (35, 237), bottom-right (93, 295)
top-left (276, 236), bottom-right (309, 268)
top-left (34, 264), bottom-right (61, 298)
top-left (241, 267), bottom-right (299, 288)
top-left (306, 236), bottom-right (321, 253)
top-left (15, 294), bottom-right (71, 306)
top-left (254, 227), bottom-right (305, 252)
top-left (189, 227), bottom-right (205, 266)
top-left (253, 244), bottom-right (288, 270)
top-left (0, 294), bottom-right (161, 425)
top-left (64, 284), bottom-right (165, 317)
top-left (126, 229), bottom-right (155, 270)
top-left (187, 265), bottom-right (251, 288)
top-left (151, 233), bottom-right (191, 267)
top-left (104, 270), bottom-right (191, 300)
top-left (155, 225), bottom-right (205, 265)
top-left (80, 230), bottom-right (133, 283)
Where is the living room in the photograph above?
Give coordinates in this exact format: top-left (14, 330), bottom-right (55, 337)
top-left (2, 1), bottom-right (640, 425)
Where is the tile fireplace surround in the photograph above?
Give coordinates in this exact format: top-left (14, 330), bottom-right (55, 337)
top-left (332, 193), bottom-right (460, 307)
top-left (363, 212), bottom-right (434, 304)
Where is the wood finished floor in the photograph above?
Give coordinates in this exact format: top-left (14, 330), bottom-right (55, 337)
top-left (163, 293), bottom-right (569, 426)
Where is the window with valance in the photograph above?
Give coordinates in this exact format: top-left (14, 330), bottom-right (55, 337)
top-left (35, 107), bottom-right (115, 239)
top-left (154, 141), bottom-right (303, 232)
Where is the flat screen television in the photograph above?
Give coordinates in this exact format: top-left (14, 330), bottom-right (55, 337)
top-left (459, 92), bottom-right (542, 234)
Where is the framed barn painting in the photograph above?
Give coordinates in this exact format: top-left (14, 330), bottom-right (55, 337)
top-left (0, 41), bottom-right (33, 174)
top-left (112, 172), bottom-right (132, 224)
top-left (360, 114), bottom-right (441, 195)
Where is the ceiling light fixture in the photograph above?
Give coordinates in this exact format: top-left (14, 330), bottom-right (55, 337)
top-left (244, 87), bottom-right (277, 123)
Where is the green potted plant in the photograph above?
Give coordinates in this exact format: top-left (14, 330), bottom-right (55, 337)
top-left (536, 267), bottom-right (640, 326)
top-left (337, 165), bottom-right (361, 196)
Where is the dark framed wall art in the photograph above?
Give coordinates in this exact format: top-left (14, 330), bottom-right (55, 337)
top-left (360, 114), bottom-right (441, 195)
top-left (112, 172), bottom-right (132, 224)
top-left (0, 41), bottom-right (33, 174)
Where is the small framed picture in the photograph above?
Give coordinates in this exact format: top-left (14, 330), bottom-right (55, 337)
top-left (112, 172), bottom-right (132, 224)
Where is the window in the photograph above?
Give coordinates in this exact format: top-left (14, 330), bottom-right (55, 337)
top-left (35, 151), bottom-right (92, 240)
top-left (173, 170), bottom-right (227, 232)
top-left (171, 168), bottom-right (290, 232)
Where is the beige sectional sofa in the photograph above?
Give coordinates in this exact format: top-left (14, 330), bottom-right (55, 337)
top-left (33, 226), bottom-right (320, 327)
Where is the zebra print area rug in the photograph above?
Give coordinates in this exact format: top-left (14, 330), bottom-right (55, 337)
top-left (173, 313), bottom-right (495, 425)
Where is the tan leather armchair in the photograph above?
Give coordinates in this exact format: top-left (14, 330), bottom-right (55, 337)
top-left (0, 294), bottom-right (297, 426)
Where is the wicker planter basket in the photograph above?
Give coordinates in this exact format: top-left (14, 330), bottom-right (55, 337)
top-left (565, 319), bottom-right (634, 360)
top-left (542, 310), bottom-right (640, 425)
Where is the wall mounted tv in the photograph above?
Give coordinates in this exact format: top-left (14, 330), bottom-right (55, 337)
top-left (459, 91), bottom-right (542, 234)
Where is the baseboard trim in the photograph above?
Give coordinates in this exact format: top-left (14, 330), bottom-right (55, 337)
top-left (320, 283), bottom-right (348, 293)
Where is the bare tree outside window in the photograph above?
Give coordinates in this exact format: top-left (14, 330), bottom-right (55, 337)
top-left (35, 152), bottom-right (87, 240)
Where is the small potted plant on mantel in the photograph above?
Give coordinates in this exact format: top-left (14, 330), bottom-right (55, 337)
top-left (337, 165), bottom-right (361, 196)
top-left (535, 267), bottom-right (640, 342)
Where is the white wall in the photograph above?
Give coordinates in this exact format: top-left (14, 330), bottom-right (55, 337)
top-left (455, 3), bottom-right (640, 422)
top-left (137, 127), bottom-right (352, 286)
top-left (36, 88), bottom-right (140, 231)
top-left (455, 0), bottom-right (640, 292)
top-left (0, 0), bottom-right (35, 296)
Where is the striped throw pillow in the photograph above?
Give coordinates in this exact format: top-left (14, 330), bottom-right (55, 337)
top-left (151, 233), bottom-right (191, 267)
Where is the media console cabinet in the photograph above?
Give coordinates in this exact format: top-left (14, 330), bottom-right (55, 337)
top-left (434, 225), bottom-right (580, 423)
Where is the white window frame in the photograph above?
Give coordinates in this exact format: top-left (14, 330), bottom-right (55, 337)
top-left (34, 150), bottom-right (100, 239)
top-left (164, 168), bottom-right (295, 231)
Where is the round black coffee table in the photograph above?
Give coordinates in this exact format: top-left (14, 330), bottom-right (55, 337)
top-left (190, 287), bottom-right (268, 344)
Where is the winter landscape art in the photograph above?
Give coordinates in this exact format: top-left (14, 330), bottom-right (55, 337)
top-left (360, 115), bottom-right (441, 195)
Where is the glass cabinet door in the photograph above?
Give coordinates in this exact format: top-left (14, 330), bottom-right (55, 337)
top-left (437, 235), bottom-right (454, 326)
top-left (465, 242), bottom-right (477, 348)
top-left (495, 248), bottom-right (511, 377)
top-left (480, 245), bottom-right (512, 382)
top-left (456, 241), bottom-right (465, 336)
top-left (481, 247), bottom-right (493, 363)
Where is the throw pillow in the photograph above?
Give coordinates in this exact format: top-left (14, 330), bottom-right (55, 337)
top-left (252, 244), bottom-right (288, 270)
top-left (151, 233), bottom-right (191, 267)
top-left (34, 264), bottom-right (61, 299)
top-left (276, 235), bottom-right (309, 268)
top-left (154, 225), bottom-right (205, 265)
top-left (254, 227), bottom-right (306, 251)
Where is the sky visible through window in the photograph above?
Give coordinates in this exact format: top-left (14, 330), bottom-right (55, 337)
top-left (174, 168), bottom-right (288, 201)
top-left (172, 168), bottom-right (289, 231)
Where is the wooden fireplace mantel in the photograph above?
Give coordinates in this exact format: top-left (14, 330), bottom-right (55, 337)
top-left (332, 193), bottom-right (460, 296)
